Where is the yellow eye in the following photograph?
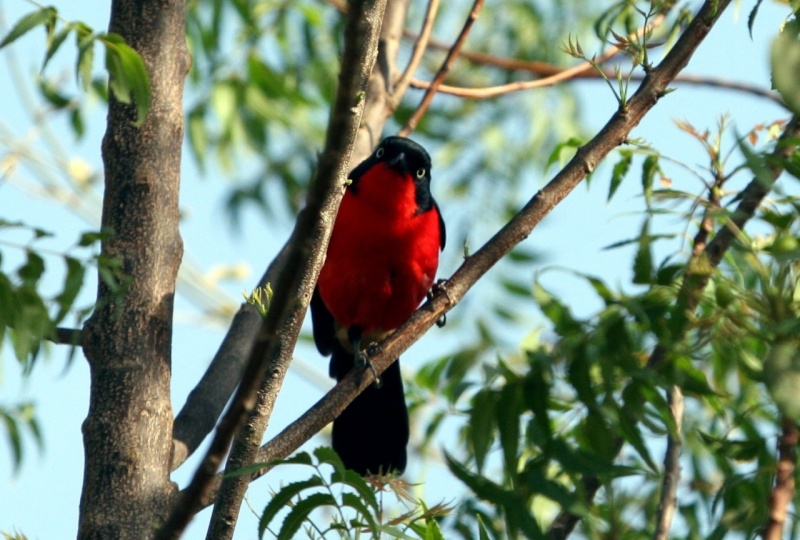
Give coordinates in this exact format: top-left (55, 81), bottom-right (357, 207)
top-left (416, 168), bottom-right (426, 179)
top-left (376, 147), bottom-right (385, 158)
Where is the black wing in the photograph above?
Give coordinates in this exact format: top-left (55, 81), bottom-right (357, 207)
top-left (310, 287), bottom-right (336, 356)
top-left (434, 200), bottom-right (446, 251)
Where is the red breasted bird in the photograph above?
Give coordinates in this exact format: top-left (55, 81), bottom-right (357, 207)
top-left (311, 136), bottom-right (446, 475)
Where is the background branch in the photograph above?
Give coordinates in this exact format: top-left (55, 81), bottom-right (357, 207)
top-left (764, 417), bottom-right (799, 540)
top-left (398, 0), bottom-right (485, 136)
top-left (410, 71), bottom-right (782, 104)
top-left (652, 386), bottom-right (685, 540)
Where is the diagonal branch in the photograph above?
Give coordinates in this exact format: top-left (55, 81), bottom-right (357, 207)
top-left (204, 2), bottom-right (410, 538)
top-left (409, 72), bottom-right (782, 104)
top-left (398, 0), bottom-right (485, 136)
top-left (154, 0), bottom-right (388, 537)
top-left (186, 0), bottom-right (738, 511)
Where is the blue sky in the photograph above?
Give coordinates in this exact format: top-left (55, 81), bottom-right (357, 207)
top-left (0, 0), bottom-right (794, 538)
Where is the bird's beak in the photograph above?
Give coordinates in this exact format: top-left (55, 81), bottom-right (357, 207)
top-left (387, 152), bottom-right (408, 174)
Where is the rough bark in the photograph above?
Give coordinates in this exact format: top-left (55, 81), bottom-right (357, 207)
top-left (78, 0), bottom-right (189, 538)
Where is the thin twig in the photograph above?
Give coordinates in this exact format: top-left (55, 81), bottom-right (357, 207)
top-left (652, 386), bottom-right (685, 540)
top-left (188, 0), bottom-right (736, 512)
top-left (402, 12), bottom-right (662, 100)
top-left (389, 0), bottom-right (440, 107)
top-left (54, 327), bottom-right (82, 346)
top-left (409, 71), bottom-right (782, 105)
top-left (154, 0), bottom-right (388, 537)
top-left (764, 417), bottom-right (799, 540)
top-left (398, 0), bottom-right (485, 137)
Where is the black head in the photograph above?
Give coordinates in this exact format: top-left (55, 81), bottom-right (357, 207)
top-left (348, 136), bottom-right (434, 211)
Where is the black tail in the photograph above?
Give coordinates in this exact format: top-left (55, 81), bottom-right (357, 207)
top-left (329, 345), bottom-right (409, 476)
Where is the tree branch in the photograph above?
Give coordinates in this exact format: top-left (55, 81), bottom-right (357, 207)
top-left (652, 386), bottom-right (685, 540)
top-left (154, 0), bottom-right (388, 537)
top-left (389, 0), bottom-right (439, 107)
top-left (409, 72), bottom-right (782, 104)
top-left (184, 0), bottom-right (737, 512)
top-left (764, 416), bottom-right (799, 540)
top-left (170, 243), bottom-right (289, 470)
top-left (203, 2), bottom-right (408, 537)
top-left (398, 0), bottom-right (485, 136)
top-left (45, 327), bottom-right (82, 346)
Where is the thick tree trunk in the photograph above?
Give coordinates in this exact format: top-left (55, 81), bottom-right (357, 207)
top-left (78, 1), bottom-right (189, 538)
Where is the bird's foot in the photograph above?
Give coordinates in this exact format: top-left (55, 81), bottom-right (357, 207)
top-left (356, 342), bottom-right (383, 388)
top-left (428, 279), bottom-right (449, 328)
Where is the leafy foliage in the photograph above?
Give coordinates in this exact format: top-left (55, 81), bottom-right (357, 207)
top-left (0, 6), bottom-right (151, 124)
top-left (255, 448), bottom-right (452, 539)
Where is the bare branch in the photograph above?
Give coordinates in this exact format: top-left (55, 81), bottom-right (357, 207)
top-left (652, 386), bottom-right (685, 540)
top-left (44, 327), bottom-right (82, 346)
top-left (390, 0), bottom-right (440, 106)
top-left (398, 0), bottom-right (485, 137)
top-left (154, 0), bottom-right (388, 537)
top-left (409, 71), bottom-right (782, 105)
top-left (764, 417), bottom-right (799, 540)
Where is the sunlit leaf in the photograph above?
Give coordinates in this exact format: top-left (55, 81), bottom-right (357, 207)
top-left (0, 7), bottom-right (57, 49)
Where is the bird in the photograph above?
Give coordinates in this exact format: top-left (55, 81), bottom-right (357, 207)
top-left (310, 136), bottom-right (446, 475)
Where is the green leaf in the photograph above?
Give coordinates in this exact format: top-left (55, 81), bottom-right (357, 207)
top-left (38, 78), bottom-right (71, 108)
top-left (608, 149), bottom-right (632, 202)
top-left (0, 7), bottom-right (57, 49)
top-left (632, 219), bottom-right (653, 284)
top-left (340, 492), bottom-right (378, 532)
top-left (771, 19), bottom-right (800, 116)
top-left (546, 136), bottom-right (584, 169)
top-left (11, 287), bottom-right (54, 363)
top-left (187, 104), bottom-right (208, 170)
top-left (78, 228), bottom-right (110, 247)
top-left (642, 154), bottom-right (659, 206)
top-left (313, 446), bottom-right (343, 469)
top-left (53, 256), bottom-right (85, 323)
top-left (43, 22), bottom-right (73, 70)
top-left (331, 467), bottom-right (379, 513)
top-left (75, 23), bottom-right (95, 92)
top-left (747, 0), bottom-right (765, 38)
top-left (258, 477), bottom-right (323, 538)
top-left (616, 401), bottom-right (657, 472)
top-left (496, 382), bottom-right (521, 480)
top-left (524, 357), bottom-right (552, 444)
top-left (1, 411), bottom-right (22, 471)
top-left (445, 451), bottom-right (509, 504)
top-left (277, 492), bottom-right (336, 540)
top-left (18, 252), bottom-right (45, 287)
top-left (477, 514), bottom-right (491, 540)
top-left (469, 389), bottom-right (497, 471)
top-left (533, 283), bottom-right (582, 335)
top-left (101, 33), bottom-right (151, 126)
